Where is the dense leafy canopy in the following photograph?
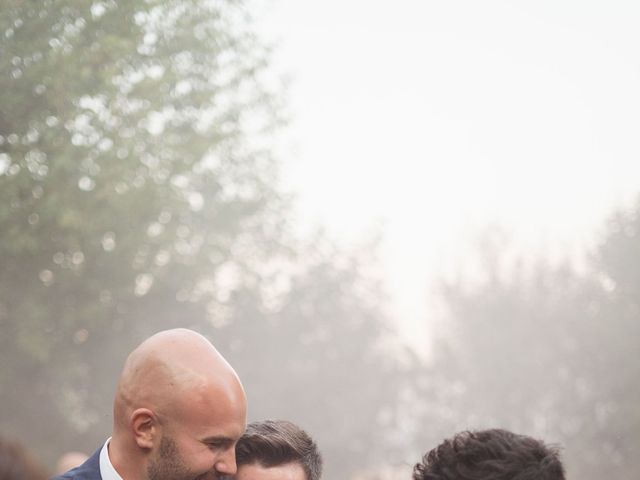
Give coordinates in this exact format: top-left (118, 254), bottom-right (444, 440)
top-left (1, 0), bottom-right (286, 455)
top-left (0, 2), bottom-right (410, 478)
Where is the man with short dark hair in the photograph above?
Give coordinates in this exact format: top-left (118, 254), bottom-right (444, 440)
top-left (413, 429), bottom-right (565, 480)
top-left (233, 420), bottom-right (322, 480)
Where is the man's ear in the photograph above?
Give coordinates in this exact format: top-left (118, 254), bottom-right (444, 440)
top-left (130, 408), bottom-right (158, 449)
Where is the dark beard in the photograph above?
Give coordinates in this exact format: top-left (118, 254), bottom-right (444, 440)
top-left (147, 436), bottom-right (210, 480)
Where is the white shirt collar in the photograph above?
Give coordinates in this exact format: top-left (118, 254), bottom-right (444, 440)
top-left (99, 438), bottom-right (124, 480)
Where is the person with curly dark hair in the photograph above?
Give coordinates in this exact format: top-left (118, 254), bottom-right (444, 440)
top-left (413, 429), bottom-right (565, 480)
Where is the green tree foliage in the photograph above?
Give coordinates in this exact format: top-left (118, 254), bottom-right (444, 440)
top-left (0, 0), bottom-right (287, 459)
top-left (0, 2), bottom-right (412, 477)
top-left (425, 216), bottom-right (640, 480)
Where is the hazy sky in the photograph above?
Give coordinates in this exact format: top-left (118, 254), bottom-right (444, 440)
top-left (257, 0), bottom-right (640, 348)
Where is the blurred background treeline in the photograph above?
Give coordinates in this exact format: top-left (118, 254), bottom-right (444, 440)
top-left (0, 1), bottom-right (638, 479)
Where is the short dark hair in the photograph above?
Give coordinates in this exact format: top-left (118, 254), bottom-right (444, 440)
top-left (236, 420), bottom-right (323, 480)
top-left (413, 429), bottom-right (565, 480)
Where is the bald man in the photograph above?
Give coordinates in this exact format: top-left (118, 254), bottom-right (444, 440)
top-left (53, 328), bottom-right (247, 480)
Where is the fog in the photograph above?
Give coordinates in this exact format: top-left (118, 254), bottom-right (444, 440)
top-left (0, 1), bottom-right (638, 479)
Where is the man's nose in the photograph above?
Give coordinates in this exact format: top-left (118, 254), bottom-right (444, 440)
top-left (214, 447), bottom-right (238, 476)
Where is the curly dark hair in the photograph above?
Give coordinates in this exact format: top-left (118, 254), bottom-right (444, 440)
top-left (235, 420), bottom-right (323, 480)
top-left (413, 429), bottom-right (565, 480)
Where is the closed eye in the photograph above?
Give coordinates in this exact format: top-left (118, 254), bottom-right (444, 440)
top-left (204, 437), bottom-right (233, 450)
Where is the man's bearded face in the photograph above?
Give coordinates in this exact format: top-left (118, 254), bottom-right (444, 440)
top-left (147, 435), bottom-right (215, 480)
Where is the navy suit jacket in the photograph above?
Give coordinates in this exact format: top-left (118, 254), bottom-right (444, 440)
top-left (52, 446), bottom-right (102, 480)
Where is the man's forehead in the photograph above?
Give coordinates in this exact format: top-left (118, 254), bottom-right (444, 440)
top-left (176, 376), bottom-right (246, 414)
top-left (170, 398), bottom-right (245, 441)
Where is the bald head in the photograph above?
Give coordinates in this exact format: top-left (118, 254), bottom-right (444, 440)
top-left (107, 329), bottom-right (247, 480)
top-left (114, 328), bottom-right (245, 434)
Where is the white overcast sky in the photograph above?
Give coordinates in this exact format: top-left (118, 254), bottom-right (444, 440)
top-left (256, 0), bottom-right (640, 347)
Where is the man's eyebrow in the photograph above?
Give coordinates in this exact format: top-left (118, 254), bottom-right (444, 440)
top-left (201, 435), bottom-right (235, 444)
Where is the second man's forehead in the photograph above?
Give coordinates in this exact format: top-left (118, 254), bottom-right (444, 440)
top-left (235, 462), bottom-right (307, 480)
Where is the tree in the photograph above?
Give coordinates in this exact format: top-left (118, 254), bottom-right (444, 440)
top-left (0, 4), bottom-right (415, 479)
top-left (0, 0), bottom-right (287, 462)
top-left (423, 218), bottom-right (640, 480)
